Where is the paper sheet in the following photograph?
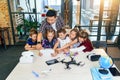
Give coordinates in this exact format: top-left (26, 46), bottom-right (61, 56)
top-left (70, 46), bottom-right (86, 52)
top-left (40, 48), bottom-right (55, 57)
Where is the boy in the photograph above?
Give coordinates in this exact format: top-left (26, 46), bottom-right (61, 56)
top-left (24, 28), bottom-right (38, 50)
top-left (53, 28), bottom-right (70, 55)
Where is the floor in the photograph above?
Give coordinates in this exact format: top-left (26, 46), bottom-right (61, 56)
top-left (0, 45), bottom-right (120, 80)
top-left (0, 45), bottom-right (24, 80)
top-left (107, 47), bottom-right (120, 69)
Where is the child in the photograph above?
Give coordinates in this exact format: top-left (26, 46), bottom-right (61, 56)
top-left (55, 28), bottom-right (80, 52)
top-left (78, 30), bottom-right (93, 52)
top-left (69, 29), bottom-right (80, 48)
top-left (53, 28), bottom-right (71, 54)
top-left (41, 29), bottom-right (57, 48)
top-left (24, 28), bottom-right (38, 50)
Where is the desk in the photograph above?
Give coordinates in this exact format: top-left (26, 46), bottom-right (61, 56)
top-left (0, 27), bottom-right (11, 49)
top-left (6, 49), bottom-right (120, 80)
top-left (88, 17), bottom-right (111, 31)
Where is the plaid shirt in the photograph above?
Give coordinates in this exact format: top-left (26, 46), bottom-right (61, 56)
top-left (39, 16), bottom-right (64, 34)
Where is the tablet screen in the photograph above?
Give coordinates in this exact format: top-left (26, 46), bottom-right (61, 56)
top-left (46, 59), bottom-right (59, 65)
top-left (109, 67), bottom-right (120, 76)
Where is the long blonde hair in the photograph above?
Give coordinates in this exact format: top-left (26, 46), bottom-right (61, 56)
top-left (44, 29), bottom-right (56, 39)
top-left (70, 29), bottom-right (79, 41)
top-left (79, 30), bottom-right (89, 39)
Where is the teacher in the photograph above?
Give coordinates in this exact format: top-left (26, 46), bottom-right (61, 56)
top-left (36, 10), bottom-right (64, 49)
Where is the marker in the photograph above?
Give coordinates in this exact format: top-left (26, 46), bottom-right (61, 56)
top-left (32, 71), bottom-right (39, 77)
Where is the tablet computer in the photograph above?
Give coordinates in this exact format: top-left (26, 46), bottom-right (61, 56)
top-left (109, 67), bottom-right (120, 76)
top-left (46, 59), bottom-right (59, 65)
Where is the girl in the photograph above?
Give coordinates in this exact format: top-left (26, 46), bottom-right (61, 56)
top-left (42, 29), bottom-right (57, 48)
top-left (55, 28), bottom-right (80, 54)
top-left (69, 29), bottom-right (80, 48)
top-left (78, 30), bottom-right (93, 52)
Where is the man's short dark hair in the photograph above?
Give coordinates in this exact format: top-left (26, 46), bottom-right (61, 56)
top-left (46, 10), bottom-right (57, 17)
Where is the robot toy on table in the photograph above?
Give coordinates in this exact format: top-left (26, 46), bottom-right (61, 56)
top-left (61, 52), bottom-right (84, 69)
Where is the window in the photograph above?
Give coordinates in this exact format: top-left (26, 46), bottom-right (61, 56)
top-left (48, 0), bottom-right (61, 5)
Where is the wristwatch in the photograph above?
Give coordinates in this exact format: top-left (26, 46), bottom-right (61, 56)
top-left (37, 41), bottom-right (41, 44)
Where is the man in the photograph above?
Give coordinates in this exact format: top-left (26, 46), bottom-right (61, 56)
top-left (36, 10), bottom-right (64, 49)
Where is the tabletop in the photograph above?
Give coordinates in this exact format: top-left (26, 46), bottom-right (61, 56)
top-left (6, 49), bottom-right (120, 80)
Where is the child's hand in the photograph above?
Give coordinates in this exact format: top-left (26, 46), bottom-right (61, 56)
top-left (51, 49), bottom-right (58, 57)
top-left (28, 45), bottom-right (31, 48)
top-left (63, 48), bottom-right (69, 53)
top-left (56, 48), bottom-right (61, 52)
top-left (36, 44), bottom-right (43, 50)
top-left (51, 53), bottom-right (57, 57)
top-left (39, 52), bottom-right (43, 56)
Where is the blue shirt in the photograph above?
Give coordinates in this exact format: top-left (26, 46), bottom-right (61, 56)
top-left (26, 38), bottom-right (37, 45)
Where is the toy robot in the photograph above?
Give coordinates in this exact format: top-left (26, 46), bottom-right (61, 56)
top-left (61, 52), bottom-right (84, 69)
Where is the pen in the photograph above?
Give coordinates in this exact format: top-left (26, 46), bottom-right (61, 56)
top-left (32, 71), bottom-right (39, 77)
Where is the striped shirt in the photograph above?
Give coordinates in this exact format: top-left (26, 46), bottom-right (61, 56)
top-left (39, 16), bottom-right (64, 34)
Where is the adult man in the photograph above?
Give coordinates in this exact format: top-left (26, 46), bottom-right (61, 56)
top-left (36, 10), bottom-right (64, 49)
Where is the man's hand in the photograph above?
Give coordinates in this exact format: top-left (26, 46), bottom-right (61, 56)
top-left (36, 32), bottom-right (43, 50)
top-left (36, 44), bottom-right (43, 50)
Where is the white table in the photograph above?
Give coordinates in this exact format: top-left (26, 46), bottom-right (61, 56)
top-left (6, 49), bottom-right (120, 80)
